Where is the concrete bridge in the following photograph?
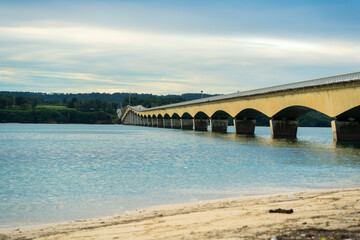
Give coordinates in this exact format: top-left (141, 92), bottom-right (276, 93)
top-left (120, 72), bottom-right (360, 142)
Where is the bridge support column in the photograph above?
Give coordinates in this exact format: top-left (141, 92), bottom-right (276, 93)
top-left (171, 118), bottom-right (181, 129)
top-left (193, 119), bottom-right (208, 131)
top-left (131, 114), bottom-right (134, 125)
top-left (210, 119), bottom-right (228, 132)
top-left (331, 120), bottom-right (360, 142)
top-left (142, 118), bottom-right (146, 126)
top-left (157, 118), bottom-right (164, 128)
top-left (147, 118), bottom-right (152, 127)
top-left (164, 119), bottom-right (172, 128)
top-left (137, 116), bottom-right (141, 126)
top-left (142, 117), bottom-right (146, 126)
top-left (181, 119), bottom-right (193, 130)
top-left (128, 113), bottom-right (132, 125)
top-left (270, 119), bottom-right (298, 139)
top-left (152, 118), bottom-right (158, 127)
top-left (234, 119), bottom-right (256, 135)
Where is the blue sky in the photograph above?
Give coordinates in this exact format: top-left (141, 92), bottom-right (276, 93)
top-left (0, 0), bottom-right (359, 94)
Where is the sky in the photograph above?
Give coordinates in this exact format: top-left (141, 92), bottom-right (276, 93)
top-left (0, 0), bottom-right (360, 94)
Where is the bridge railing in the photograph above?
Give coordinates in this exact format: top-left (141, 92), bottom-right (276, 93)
top-left (135, 71), bottom-right (360, 112)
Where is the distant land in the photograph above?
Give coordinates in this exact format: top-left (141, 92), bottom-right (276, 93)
top-left (0, 91), bottom-right (333, 126)
top-left (0, 91), bottom-right (215, 107)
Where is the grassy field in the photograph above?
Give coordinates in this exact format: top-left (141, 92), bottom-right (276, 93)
top-left (35, 105), bottom-right (69, 109)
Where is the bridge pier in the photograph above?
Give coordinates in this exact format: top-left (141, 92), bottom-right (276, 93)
top-left (152, 117), bottom-right (158, 127)
top-left (147, 118), bottom-right (153, 127)
top-left (210, 119), bottom-right (228, 132)
top-left (164, 119), bottom-right (172, 128)
top-left (193, 119), bottom-right (208, 131)
top-left (130, 114), bottom-right (134, 125)
top-left (171, 118), bottom-right (181, 129)
top-left (270, 119), bottom-right (298, 139)
top-left (181, 119), bottom-right (193, 130)
top-left (127, 113), bottom-right (132, 125)
top-left (142, 117), bottom-right (147, 126)
top-left (234, 119), bottom-right (256, 135)
top-left (331, 120), bottom-right (360, 142)
top-left (142, 117), bottom-right (146, 126)
top-left (137, 116), bottom-right (141, 126)
top-left (157, 118), bottom-right (164, 128)
top-left (131, 113), bottom-right (135, 125)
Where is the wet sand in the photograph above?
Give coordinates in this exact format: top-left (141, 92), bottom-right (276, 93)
top-left (1, 188), bottom-right (359, 239)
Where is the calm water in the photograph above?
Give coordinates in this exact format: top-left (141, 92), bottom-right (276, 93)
top-left (0, 124), bottom-right (360, 228)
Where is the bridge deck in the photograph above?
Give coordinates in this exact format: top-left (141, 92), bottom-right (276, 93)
top-left (134, 71), bottom-right (360, 111)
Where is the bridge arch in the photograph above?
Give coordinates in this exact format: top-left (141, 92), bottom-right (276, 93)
top-left (180, 112), bottom-right (193, 130)
top-left (150, 114), bottom-right (158, 127)
top-left (172, 113), bottom-right (180, 119)
top-left (170, 113), bottom-right (181, 129)
top-left (210, 110), bottom-right (232, 132)
top-left (233, 108), bottom-right (269, 135)
top-left (332, 105), bottom-right (360, 142)
top-left (194, 111), bottom-right (210, 119)
top-left (269, 106), bottom-right (328, 139)
top-left (155, 114), bottom-right (164, 128)
top-left (211, 110), bottom-right (232, 120)
top-left (235, 108), bottom-right (268, 120)
top-left (181, 112), bottom-right (193, 119)
top-left (272, 106), bottom-right (315, 120)
top-left (193, 111), bottom-right (209, 131)
top-left (162, 113), bottom-right (172, 128)
top-left (335, 105), bottom-right (360, 121)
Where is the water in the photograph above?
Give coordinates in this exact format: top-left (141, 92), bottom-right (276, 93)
top-left (0, 124), bottom-right (359, 228)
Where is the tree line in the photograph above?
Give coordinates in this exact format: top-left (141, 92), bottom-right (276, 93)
top-left (0, 95), bottom-right (119, 114)
top-left (0, 109), bottom-right (114, 124)
top-left (0, 91), bottom-right (215, 107)
top-left (0, 95), bottom-right (118, 124)
top-left (0, 91), bottom-right (333, 126)
top-left (0, 92), bottom-right (214, 124)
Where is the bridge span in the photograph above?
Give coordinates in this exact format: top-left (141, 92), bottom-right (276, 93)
top-left (121, 72), bottom-right (360, 142)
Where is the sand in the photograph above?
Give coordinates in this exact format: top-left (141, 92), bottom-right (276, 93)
top-left (1, 188), bottom-right (359, 239)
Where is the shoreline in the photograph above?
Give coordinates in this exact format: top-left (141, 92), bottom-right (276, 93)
top-left (1, 187), bottom-right (359, 239)
top-left (0, 187), bottom-right (332, 230)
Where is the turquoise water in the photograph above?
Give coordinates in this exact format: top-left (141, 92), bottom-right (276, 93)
top-left (0, 124), bottom-right (359, 228)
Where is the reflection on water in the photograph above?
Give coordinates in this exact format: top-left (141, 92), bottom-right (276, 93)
top-left (0, 124), bottom-right (359, 228)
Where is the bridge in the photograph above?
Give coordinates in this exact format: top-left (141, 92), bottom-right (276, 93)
top-left (120, 72), bottom-right (360, 142)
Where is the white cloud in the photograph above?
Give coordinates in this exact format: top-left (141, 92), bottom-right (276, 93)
top-left (0, 23), bottom-right (360, 94)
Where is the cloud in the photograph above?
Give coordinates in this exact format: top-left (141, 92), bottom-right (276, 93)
top-left (0, 1), bottom-right (359, 94)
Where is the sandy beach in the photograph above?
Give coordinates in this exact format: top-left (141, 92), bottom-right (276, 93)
top-left (1, 188), bottom-right (359, 240)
